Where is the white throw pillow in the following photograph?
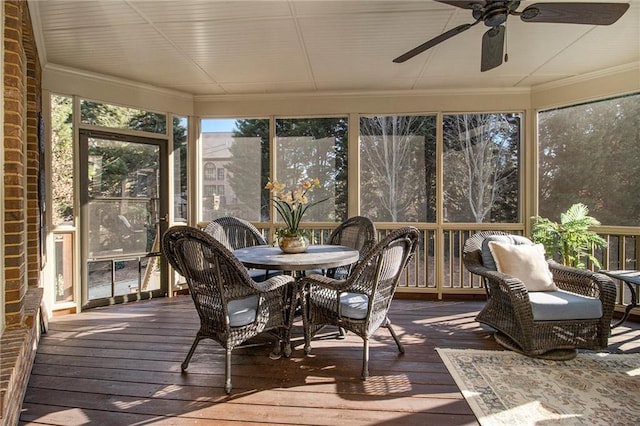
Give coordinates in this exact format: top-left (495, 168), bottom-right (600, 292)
top-left (487, 241), bottom-right (557, 292)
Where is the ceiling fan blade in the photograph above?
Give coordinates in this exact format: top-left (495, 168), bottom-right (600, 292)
top-left (435, 0), bottom-right (486, 9)
top-left (521, 2), bottom-right (630, 25)
top-left (393, 23), bottom-right (475, 63)
top-left (481, 25), bottom-right (505, 72)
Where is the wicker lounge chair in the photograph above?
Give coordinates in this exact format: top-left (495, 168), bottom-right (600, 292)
top-left (462, 231), bottom-right (616, 360)
top-left (299, 227), bottom-right (419, 379)
top-left (161, 226), bottom-right (294, 394)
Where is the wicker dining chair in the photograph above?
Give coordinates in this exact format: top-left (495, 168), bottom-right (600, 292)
top-left (325, 216), bottom-right (377, 279)
top-left (161, 226), bottom-right (294, 394)
top-left (462, 230), bottom-right (617, 360)
top-left (209, 216), bottom-right (278, 281)
top-left (299, 227), bottom-right (419, 379)
top-left (203, 221), bottom-right (232, 247)
top-left (213, 216), bottom-right (267, 249)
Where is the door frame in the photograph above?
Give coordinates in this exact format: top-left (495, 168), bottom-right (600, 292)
top-left (79, 129), bottom-right (169, 309)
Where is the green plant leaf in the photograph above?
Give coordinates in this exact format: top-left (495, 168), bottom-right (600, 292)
top-left (530, 203), bottom-right (605, 268)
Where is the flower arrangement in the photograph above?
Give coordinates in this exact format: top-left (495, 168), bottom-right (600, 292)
top-left (265, 177), bottom-right (325, 239)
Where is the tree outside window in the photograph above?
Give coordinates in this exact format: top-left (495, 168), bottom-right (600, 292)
top-left (274, 117), bottom-right (348, 223)
top-left (360, 115), bottom-right (436, 222)
top-left (443, 113), bottom-right (521, 223)
top-left (51, 94), bottom-right (74, 226)
top-left (538, 93), bottom-right (640, 226)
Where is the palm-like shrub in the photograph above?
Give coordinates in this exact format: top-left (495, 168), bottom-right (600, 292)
top-left (531, 203), bottom-right (606, 269)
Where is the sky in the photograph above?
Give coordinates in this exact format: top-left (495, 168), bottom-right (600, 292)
top-left (201, 119), bottom-right (237, 133)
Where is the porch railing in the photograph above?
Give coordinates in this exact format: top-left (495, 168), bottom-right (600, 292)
top-left (254, 222), bottom-right (638, 317)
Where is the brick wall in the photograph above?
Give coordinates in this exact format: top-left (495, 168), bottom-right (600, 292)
top-left (1, 0), bottom-right (43, 424)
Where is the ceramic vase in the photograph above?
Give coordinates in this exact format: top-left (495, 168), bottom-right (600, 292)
top-left (278, 235), bottom-right (309, 254)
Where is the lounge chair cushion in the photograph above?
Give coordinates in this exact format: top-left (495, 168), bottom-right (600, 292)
top-left (488, 241), bottom-right (558, 292)
top-left (529, 290), bottom-right (603, 321)
top-left (481, 234), bottom-right (534, 271)
top-left (339, 292), bottom-right (369, 319)
top-left (228, 295), bottom-right (258, 326)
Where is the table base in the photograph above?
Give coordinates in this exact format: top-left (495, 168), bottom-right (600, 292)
top-left (611, 281), bottom-right (638, 328)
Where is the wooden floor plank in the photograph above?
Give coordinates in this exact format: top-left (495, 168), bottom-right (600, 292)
top-left (20, 297), bottom-right (639, 425)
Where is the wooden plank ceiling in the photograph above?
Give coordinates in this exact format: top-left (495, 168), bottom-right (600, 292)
top-left (30, 0), bottom-right (640, 96)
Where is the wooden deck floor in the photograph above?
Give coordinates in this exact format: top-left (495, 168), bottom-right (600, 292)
top-left (20, 297), bottom-right (640, 425)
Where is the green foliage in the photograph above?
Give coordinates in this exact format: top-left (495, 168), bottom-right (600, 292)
top-left (171, 117), bottom-right (189, 220)
top-left (538, 93), bottom-right (640, 226)
top-left (531, 203), bottom-right (606, 268)
top-left (81, 100), bottom-right (167, 133)
top-left (51, 95), bottom-right (74, 225)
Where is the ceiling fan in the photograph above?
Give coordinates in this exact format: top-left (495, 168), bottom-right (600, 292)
top-left (393, 1), bottom-right (630, 71)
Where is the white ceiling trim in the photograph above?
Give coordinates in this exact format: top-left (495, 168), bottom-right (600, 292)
top-left (193, 85), bottom-right (532, 102)
top-left (532, 61), bottom-right (640, 92)
top-left (28, 0), bottom-right (47, 67)
top-left (44, 63), bottom-right (194, 100)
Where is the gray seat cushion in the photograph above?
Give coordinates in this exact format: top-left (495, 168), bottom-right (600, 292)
top-left (339, 292), bottom-right (369, 319)
top-left (528, 290), bottom-right (603, 321)
top-left (481, 235), bottom-right (535, 270)
top-left (228, 294), bottom-right (259, 326)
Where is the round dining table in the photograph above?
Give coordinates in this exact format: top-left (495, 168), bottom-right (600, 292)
top-left (233, 244), bottom-right (360, 273)
top-left (233, 244), bottom-right (360, 356)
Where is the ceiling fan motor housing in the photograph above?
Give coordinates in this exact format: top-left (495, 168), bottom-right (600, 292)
top-left (475, 1), bottom-right (522, 27)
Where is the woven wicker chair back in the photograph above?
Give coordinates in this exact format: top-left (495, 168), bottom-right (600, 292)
top-left (348, 227), bottom-right (420, 323)
top-left (324, 216), bottom-right (377, 279)
top-left (213, 216), bottom-right (267, 249)
top-left (327, 216), bottom-right (377, 258)
top-left (203, 221), bottom-right (233, 250)
top-left (462, 230), bottom-right (512, 270)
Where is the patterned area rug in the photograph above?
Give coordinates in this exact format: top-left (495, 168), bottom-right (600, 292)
top-left (436, 348), bottom-right (640, 426)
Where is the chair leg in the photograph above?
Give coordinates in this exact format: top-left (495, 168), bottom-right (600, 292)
top-left (337, 327), bottom-right (347, 339)
top-left (224, 347), bottom-right (232, 394)
top-left (269, 331), bottom-right (283, 360)
top-left (301, 288), bottom-right (312, 355)
top-left (361, 338), bottom-right (370, 380)
top-left (304, 330), bottom-right (312, 354)
top-left (283, 341), bottom-right (293, 358)
top-left (181, 335), bottom-right (203, 371)
top-left (385, 317), bottom-right (405, 354)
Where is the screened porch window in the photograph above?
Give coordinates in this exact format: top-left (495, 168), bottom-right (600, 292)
top-left (275, 117), bottom-right (348, 223)
top-left (443, 113), bottom-right (521, 223)
top-left (200, 118), bottom-right (269, 221)
top-left (538, 93), bottom-right (640, 226)
top-left (360, 115), bottom-right (437, 222)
